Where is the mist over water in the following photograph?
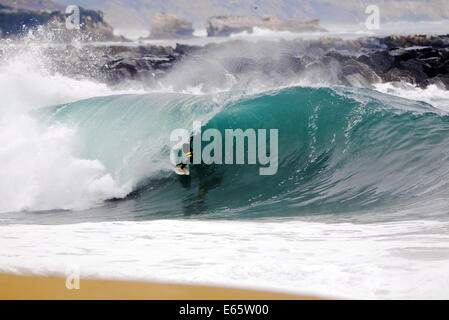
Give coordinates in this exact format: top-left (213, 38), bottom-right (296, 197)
top-left (0, 30), bottom-right (139, 213)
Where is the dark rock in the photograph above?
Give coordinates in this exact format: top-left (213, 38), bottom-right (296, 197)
top-left (174, 43), bottom-right (202, 55)
top-left (95, 34), bottom-right (449, 90)
top-left (420, 57), bottom-right (444, 71)
top-left (356, 54), bottom-right (372, 66)
top-left (342, 59), bottom-right (381, 83)
top-left (368, 51), bottom-right (396, 74)
top-left (138, 45), bottom-right (174, 56)
top-left (384, 68), bottom-right (420, 85)
top-left (341, 59), bottom-right (381, 88)
top-left (399, 59), bottom-right (433, 84)
top-left (325, 51), bottom-right (352, 63)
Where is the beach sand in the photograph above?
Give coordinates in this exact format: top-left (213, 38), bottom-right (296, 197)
top-left (0, 273), bottom-right (318, 300)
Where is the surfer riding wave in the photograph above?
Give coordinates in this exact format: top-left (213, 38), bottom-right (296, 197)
top-left (175, 136), bottom-right (194, 175)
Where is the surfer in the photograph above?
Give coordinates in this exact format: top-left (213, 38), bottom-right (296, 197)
top-left (175, 136), bottom-right (194, 175)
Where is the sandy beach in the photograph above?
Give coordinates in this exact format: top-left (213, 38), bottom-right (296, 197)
top-left (0, 273), bottom-right (318, 300)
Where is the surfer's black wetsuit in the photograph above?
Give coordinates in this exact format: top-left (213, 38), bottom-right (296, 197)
top-left (179, 136), bottom-right (194, 169)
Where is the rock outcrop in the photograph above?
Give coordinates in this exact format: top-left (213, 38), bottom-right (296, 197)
top-left (33, 34), bottom-right (449, 92)
top-left (150, 12), bottom-right (194, 39)
top-left (205, 15), bottom-right (326, 37)
top-left (0, 5), bottom-right (114, 40)
top-left (102, 45), bottom-right (179, 84)
top-left (78, 8), bottom-right (114, 40)
top-left (98, 34), bottom-right (449, 91)
top-left (0, 0), bottom-right (63, 12)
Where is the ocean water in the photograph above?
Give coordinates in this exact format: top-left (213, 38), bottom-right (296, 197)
top-left (1, 26), bottom-right (449, 299)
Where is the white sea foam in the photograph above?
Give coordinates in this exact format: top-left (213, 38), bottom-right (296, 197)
top-left (374, 83), bottom-right (449, 112)
top-left (229, 27), bottom-right (328, 41)
top-left (0, 39), bottom-right (138, 213)
top-left (1, 218), bottom-right (448, 299)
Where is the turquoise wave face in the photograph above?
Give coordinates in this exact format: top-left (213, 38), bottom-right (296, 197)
top-left (40, 86), bottom-right (449, 219)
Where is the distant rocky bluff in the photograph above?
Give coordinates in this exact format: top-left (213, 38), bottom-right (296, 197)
top-left (149, 12), bottom-right (194, 39)
top-left (205, 15), bottom-right (326, 37)
top-left (0, 2), bottom-right (114, 40)
top-left (146, 13), bottom-right (326, 39)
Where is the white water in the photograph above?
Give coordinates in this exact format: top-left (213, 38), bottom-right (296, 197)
top-left (374, 83), bottom-right (449, 113)
top-left (1, 218), bottom-right (449, 299)
top-left (0, 41), bottom-right (139, 213)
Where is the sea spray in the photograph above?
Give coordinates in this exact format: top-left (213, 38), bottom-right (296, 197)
top-left (0, 30), bottom-right (137, 213)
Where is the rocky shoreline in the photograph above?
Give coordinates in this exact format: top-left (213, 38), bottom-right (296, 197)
top-left (17, 34), bottom-right (449, 93)
top-left (95, 34), bottom-right (449, 91)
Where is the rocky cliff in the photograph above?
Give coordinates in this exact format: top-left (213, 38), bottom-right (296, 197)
top-left (0, 1), bottom-right (114, 40)
top-left (149, 12), bottom-right (194, 39)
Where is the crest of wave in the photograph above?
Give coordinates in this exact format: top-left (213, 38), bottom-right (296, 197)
top-left (0, 27), bottom-right (132, 214)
